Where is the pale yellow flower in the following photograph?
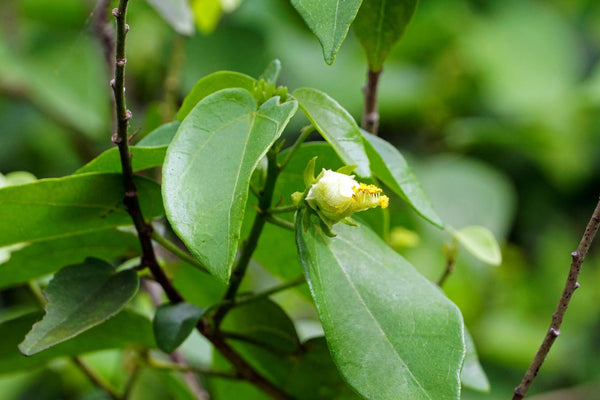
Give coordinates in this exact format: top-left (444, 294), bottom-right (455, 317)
top-left (305, 169), bottom-right (389, 223)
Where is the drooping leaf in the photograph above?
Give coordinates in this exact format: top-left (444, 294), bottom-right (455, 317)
top-left (296, 210), bottom-right (465, 399)
top-left (176, 71), bottom-right (256, 120)
top-left (452, 225), bottom-right (502, 266)
top-left (259, 59), bottom-right (282, 84)
top-left (19, 258), bottom-right (140, 355)
top-left (153, 302), bottom-right (203, 353)
top-left (0, 173), bottom-right (163, 247)
top-left (0, 230), bottom-right (139, 289)
top-left (145, 0), bottom-right (195, 36)
top-left (353, 0), bottom-right (418, 72)
top-left (291, 0), bottom-right (363, 64)
top-left (293, 88), bottom-right (370, 177)
top-left (163, 89), bottom-right (297, 282)
top-left (461, 328), bottom-right (490, 393)
top-left (0, 310), bottom-right (154, 374)
top-left (362, 130), bottom-right (443, 228)
top-left (76, 122), bottom-right (181, 174)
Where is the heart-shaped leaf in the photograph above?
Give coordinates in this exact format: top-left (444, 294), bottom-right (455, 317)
top-left (163, 88), bottom-right (297, 281)
top-left (353, 0), bottom-right (418, 72)
top-left (291, 0), bottom-right (363, 64)
top-left (153, 302), bottom-right (203, 353)
top-left (19, 258), bottom-right (139, 355)
top-left (296, 210), bottom-right (465, 399)
top-left (293, 87), bottom-right (370, 177)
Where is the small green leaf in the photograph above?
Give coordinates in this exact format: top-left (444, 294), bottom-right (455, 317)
top-left (293, 88), bottom-right (370, 177)
top-left (191, 0), bottom-right (222, 34)
top-left (461, 328), bottom-right (490, 393)
top-left (362, 130), bottom-right (443, 228)
top-left (146, 0), bottom-right (195, 36)
top-left (291, 0), bottom-right (363, 64)
top-left (176, 71), bottom-right (256, 120)
top-left (163, 89), bottom-right (297, 282)
top-left (353, 0), bottom-right (418, 72)
top-left (259, 59), bottom-right (282, 84)
top-left (153, 302), bottom-right (203, 353)
top-left (0, 230), bottom-right (139, 289)
top-left (296, 210), bottom-right (465, 399)
top-left (304, 156), bottom-right (318, 187)
top-left (0, 173), bottom-right (163, 247)
top-left (452, 225), bottom-right (502, 266)
top-left (0, 310), bottom-right (154, 374)
top-left (19, 258), bottom-right (140, 355)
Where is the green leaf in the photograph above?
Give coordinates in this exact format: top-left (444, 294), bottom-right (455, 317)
top-left (163, 89), bottom-right (297, 282)
top-left (76, 122), bottom-right (181, 174)
top-left (0, 310), bottom-right (154, 374)
top-left (296, 210), bottom-right (465, 399)
top-left (19, 258), bottom-right (140, 355)
top-left (362, 130), bottom-right (443, 228)
top-left (137, 121), bottom-right (181, 147)
top-left (461, 328), bottom-right (490, 393)
top-left (0, 173), bottom-right (163, 247)
top-left (176, 71), bottom-right (256, 120)
top-left (0, 230), bottom-right (139, 289)
top-left (259, 59), bottom-right (282, 84)
top-left (353, 0), bottom-right (418, 72)
top-left (452, 225), bottom-right (502, 266)
top-left (293, 88), bottom-right (370, 177)
top-left (191, 0), bottom-right (222, 34)
top-left (291, 0), bottom-right (363, 64)
top-left (145, 0), bottom-right (195, 36)
top-left (153, 302), bottom-right (203, 353)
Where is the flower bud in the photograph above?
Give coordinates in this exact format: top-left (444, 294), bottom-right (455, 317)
top-left (305, 169), bottom-right (389, 223)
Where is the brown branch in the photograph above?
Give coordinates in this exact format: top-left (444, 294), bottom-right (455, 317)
top-left (110, 4), bottom-right (293, 399)
top-left (513, 198), bottom-right (600, 399)
top-left (361, 68), bottom-right (382, 135)
top-left (110, 0), bottom-right (182, 304)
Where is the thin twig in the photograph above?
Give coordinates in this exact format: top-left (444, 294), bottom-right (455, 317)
top-left (234, 275), bottom-right (306, 308)
top-left (147, 356), bottom-right (242, 380)
top-left (512, 198), bottom-right (600, 399)
top-left (265, 215), bottom-right (295, 231)
top-left (151, 230), bottom-right (209, 273)
top-left (73, 357), bottom-right (123, 400)
top-left (437, 241), bottom-right (457, 287)
top-left (110, 0), bottom-right (182, 304)
top-left (91, 0), bottom-right (115, 70)
top-left (267, 205), bottom-right (298, 214)
top-left (361, 68), bottom-right (382, 135)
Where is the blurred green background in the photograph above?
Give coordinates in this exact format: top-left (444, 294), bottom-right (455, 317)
top-left (1, 0), bottom-right (600, 399)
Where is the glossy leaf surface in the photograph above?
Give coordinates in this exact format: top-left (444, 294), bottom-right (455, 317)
top-left (293, 88), bottom-right (370, 177)
top-left (353, 0), bottom-right (418, 72)
top-left (362, 130), bottom-right (443, 228)
top-left (163, 89), bottom-right (297, 281)
top-left (0, 173), bottom-right (163, 247)
top-left (153, 302), bottom-right (203, 353)
top-left (19, 258), bottom-right (139, 355)
top-left (176, 71), bottom-right (256, 120)
top-left (291, 0), bottom-right (363, 64)
top-left (0, 230), bottom-right (139, 289)
top-left (296, 211), bottom-right (465, 399)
